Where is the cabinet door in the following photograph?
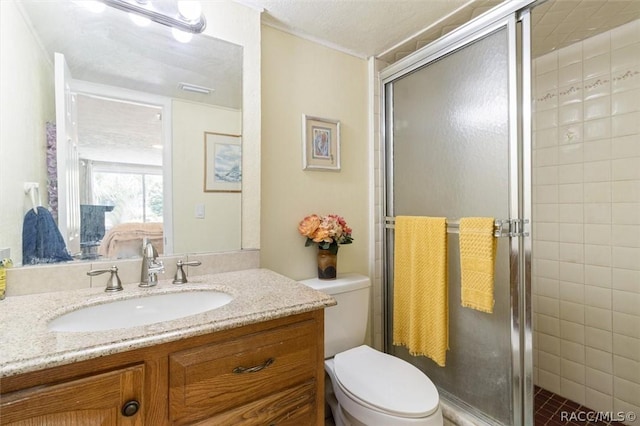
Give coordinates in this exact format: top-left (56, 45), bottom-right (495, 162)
top-left (1, 365), bottom-right (144, 426)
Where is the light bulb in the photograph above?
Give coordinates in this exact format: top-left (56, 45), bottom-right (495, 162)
top-left (177, 0), bottom-right (202, 21)
top-left (129, 13), bottom-right (151, 27)
top-left (172, 28), bottom-right (193, 43)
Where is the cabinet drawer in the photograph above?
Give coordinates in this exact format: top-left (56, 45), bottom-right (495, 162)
top-left (169, 319), bottom-right (318, 424)
top-left (190, 381), bottom-right (316, 426)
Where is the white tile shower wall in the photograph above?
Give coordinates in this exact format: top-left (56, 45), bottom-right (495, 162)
top-left (533, 19), bottom-right (640, 422)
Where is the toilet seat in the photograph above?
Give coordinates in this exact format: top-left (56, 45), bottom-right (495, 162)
top-left (333, 345), bottom-right (440, 418)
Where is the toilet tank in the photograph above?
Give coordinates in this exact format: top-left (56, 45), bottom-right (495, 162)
top-left (299, 273), bottom-right (371, 358)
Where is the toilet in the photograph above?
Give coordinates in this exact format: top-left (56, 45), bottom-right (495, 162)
top-left (300, 273), bottom-right (443, 426)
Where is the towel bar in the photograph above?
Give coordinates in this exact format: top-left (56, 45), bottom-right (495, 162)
top-left (384, 217), bottom-right (529, 238)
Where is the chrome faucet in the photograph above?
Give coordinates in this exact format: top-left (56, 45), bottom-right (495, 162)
top-left (173, 260), bottom-right (202, 284)
top-left (87, 265), bottom-right (123, 292)
top-left (139, 241), bottom-right (164, 287)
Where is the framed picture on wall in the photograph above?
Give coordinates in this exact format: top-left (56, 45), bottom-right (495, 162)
top-left (204, 132), bottom-right (242, 192)
top-left (302, 115), bottom-right (341, 171)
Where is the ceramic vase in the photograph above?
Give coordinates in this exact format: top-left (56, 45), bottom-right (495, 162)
top-left (317, 247), bottom-right (338, 280)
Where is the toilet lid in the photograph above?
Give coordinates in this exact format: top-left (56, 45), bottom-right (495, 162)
top-left (334, 345), bottom-right (440, 418)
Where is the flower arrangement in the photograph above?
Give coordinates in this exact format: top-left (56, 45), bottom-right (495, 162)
top-left (298, 214), bottom-right (353, 254)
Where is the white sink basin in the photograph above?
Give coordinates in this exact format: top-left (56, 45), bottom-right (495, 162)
top-left (47, 291), bottom-right (233, 332)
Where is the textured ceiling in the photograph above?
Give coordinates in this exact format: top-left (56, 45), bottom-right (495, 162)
top-left (76, 95), bottom-right (163, 166)
top-left (254, 0), bottom-right (473, 58)
top-left (18, 0), bottom-right (242, 109)
top-left (248, 0), bottom-right (640, 63)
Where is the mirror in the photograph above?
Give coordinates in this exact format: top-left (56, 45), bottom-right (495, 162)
top-left (0, 0), bottom-right (243, 266)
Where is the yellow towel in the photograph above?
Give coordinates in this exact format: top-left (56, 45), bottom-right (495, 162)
top-left (393, 216), bottom-right (448, 367)
top-left (459, 217), bottom-right (497, 313)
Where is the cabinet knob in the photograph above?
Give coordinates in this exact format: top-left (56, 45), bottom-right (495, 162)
top-left (121, 400), bottom-right (140, 417)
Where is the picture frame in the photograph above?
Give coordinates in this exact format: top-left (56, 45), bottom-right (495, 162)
top-left (204, 132), bottom-right (242, 192)
top-left (302, 115), bottom-right (341, 171)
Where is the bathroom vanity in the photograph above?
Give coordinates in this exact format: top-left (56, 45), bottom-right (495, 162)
top-left (0, 269), bottom-right (334, 425)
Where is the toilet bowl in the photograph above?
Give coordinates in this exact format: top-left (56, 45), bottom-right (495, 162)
top-left (299, 274), bottom-right (444, 426)
top-left (325, 345), bottom-right (443, 426)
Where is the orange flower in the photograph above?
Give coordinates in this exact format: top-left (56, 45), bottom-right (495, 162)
top-left (312, 227), bottom-right (332, 243)
top-left (297, 214), bottom-right (321, 238)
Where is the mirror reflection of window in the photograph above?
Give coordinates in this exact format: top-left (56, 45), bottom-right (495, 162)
top-left (91, 165), bottom-right (163, 227)
top-left (76, 94), bottom-right (165, 259)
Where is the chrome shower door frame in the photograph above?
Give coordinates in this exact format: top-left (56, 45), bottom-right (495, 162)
top-left (380, 2), bottom-right (534, 425)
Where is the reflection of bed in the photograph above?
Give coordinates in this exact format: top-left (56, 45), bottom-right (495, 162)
top-left (98, 222), bottom-right (163, 259)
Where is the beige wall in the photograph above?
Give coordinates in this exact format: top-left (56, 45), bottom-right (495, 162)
top-left (0, 1), bottom-right (54, 264)
top-left (172, 100), bottom-right (242, 254)
top-left (260, 26), bottom-right (369, 280)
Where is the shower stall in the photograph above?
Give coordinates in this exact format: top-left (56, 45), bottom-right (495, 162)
top-left (380, 1), bottom-right (639, 425)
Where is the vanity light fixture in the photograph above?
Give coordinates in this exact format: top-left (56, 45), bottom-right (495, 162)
top-left (99, 0), bottom-right (206, 34)
top-left (178, 82), bottom-right (213, 95)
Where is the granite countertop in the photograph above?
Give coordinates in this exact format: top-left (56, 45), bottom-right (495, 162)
top-left (0, 268), bottom-right (336, 378)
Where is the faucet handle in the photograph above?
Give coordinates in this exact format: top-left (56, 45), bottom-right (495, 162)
top-left (173, 260), bottom-right (201, 284)
top-left (148, 260), bottom-right (165, 274)
top-left (88, 266), bottom-right (123, 292)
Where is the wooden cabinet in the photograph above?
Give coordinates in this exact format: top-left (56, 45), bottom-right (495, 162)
top-left (0, 310), bottom-right (325, 426)
top-left (0, 365), bottom-right (144, 426)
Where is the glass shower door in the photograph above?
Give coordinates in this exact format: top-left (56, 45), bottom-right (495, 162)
top-left (383, 15), bottom-right (529, 425)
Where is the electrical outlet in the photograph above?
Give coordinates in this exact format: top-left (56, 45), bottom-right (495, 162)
top-left (0, 248), bottom-right (10, 260)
